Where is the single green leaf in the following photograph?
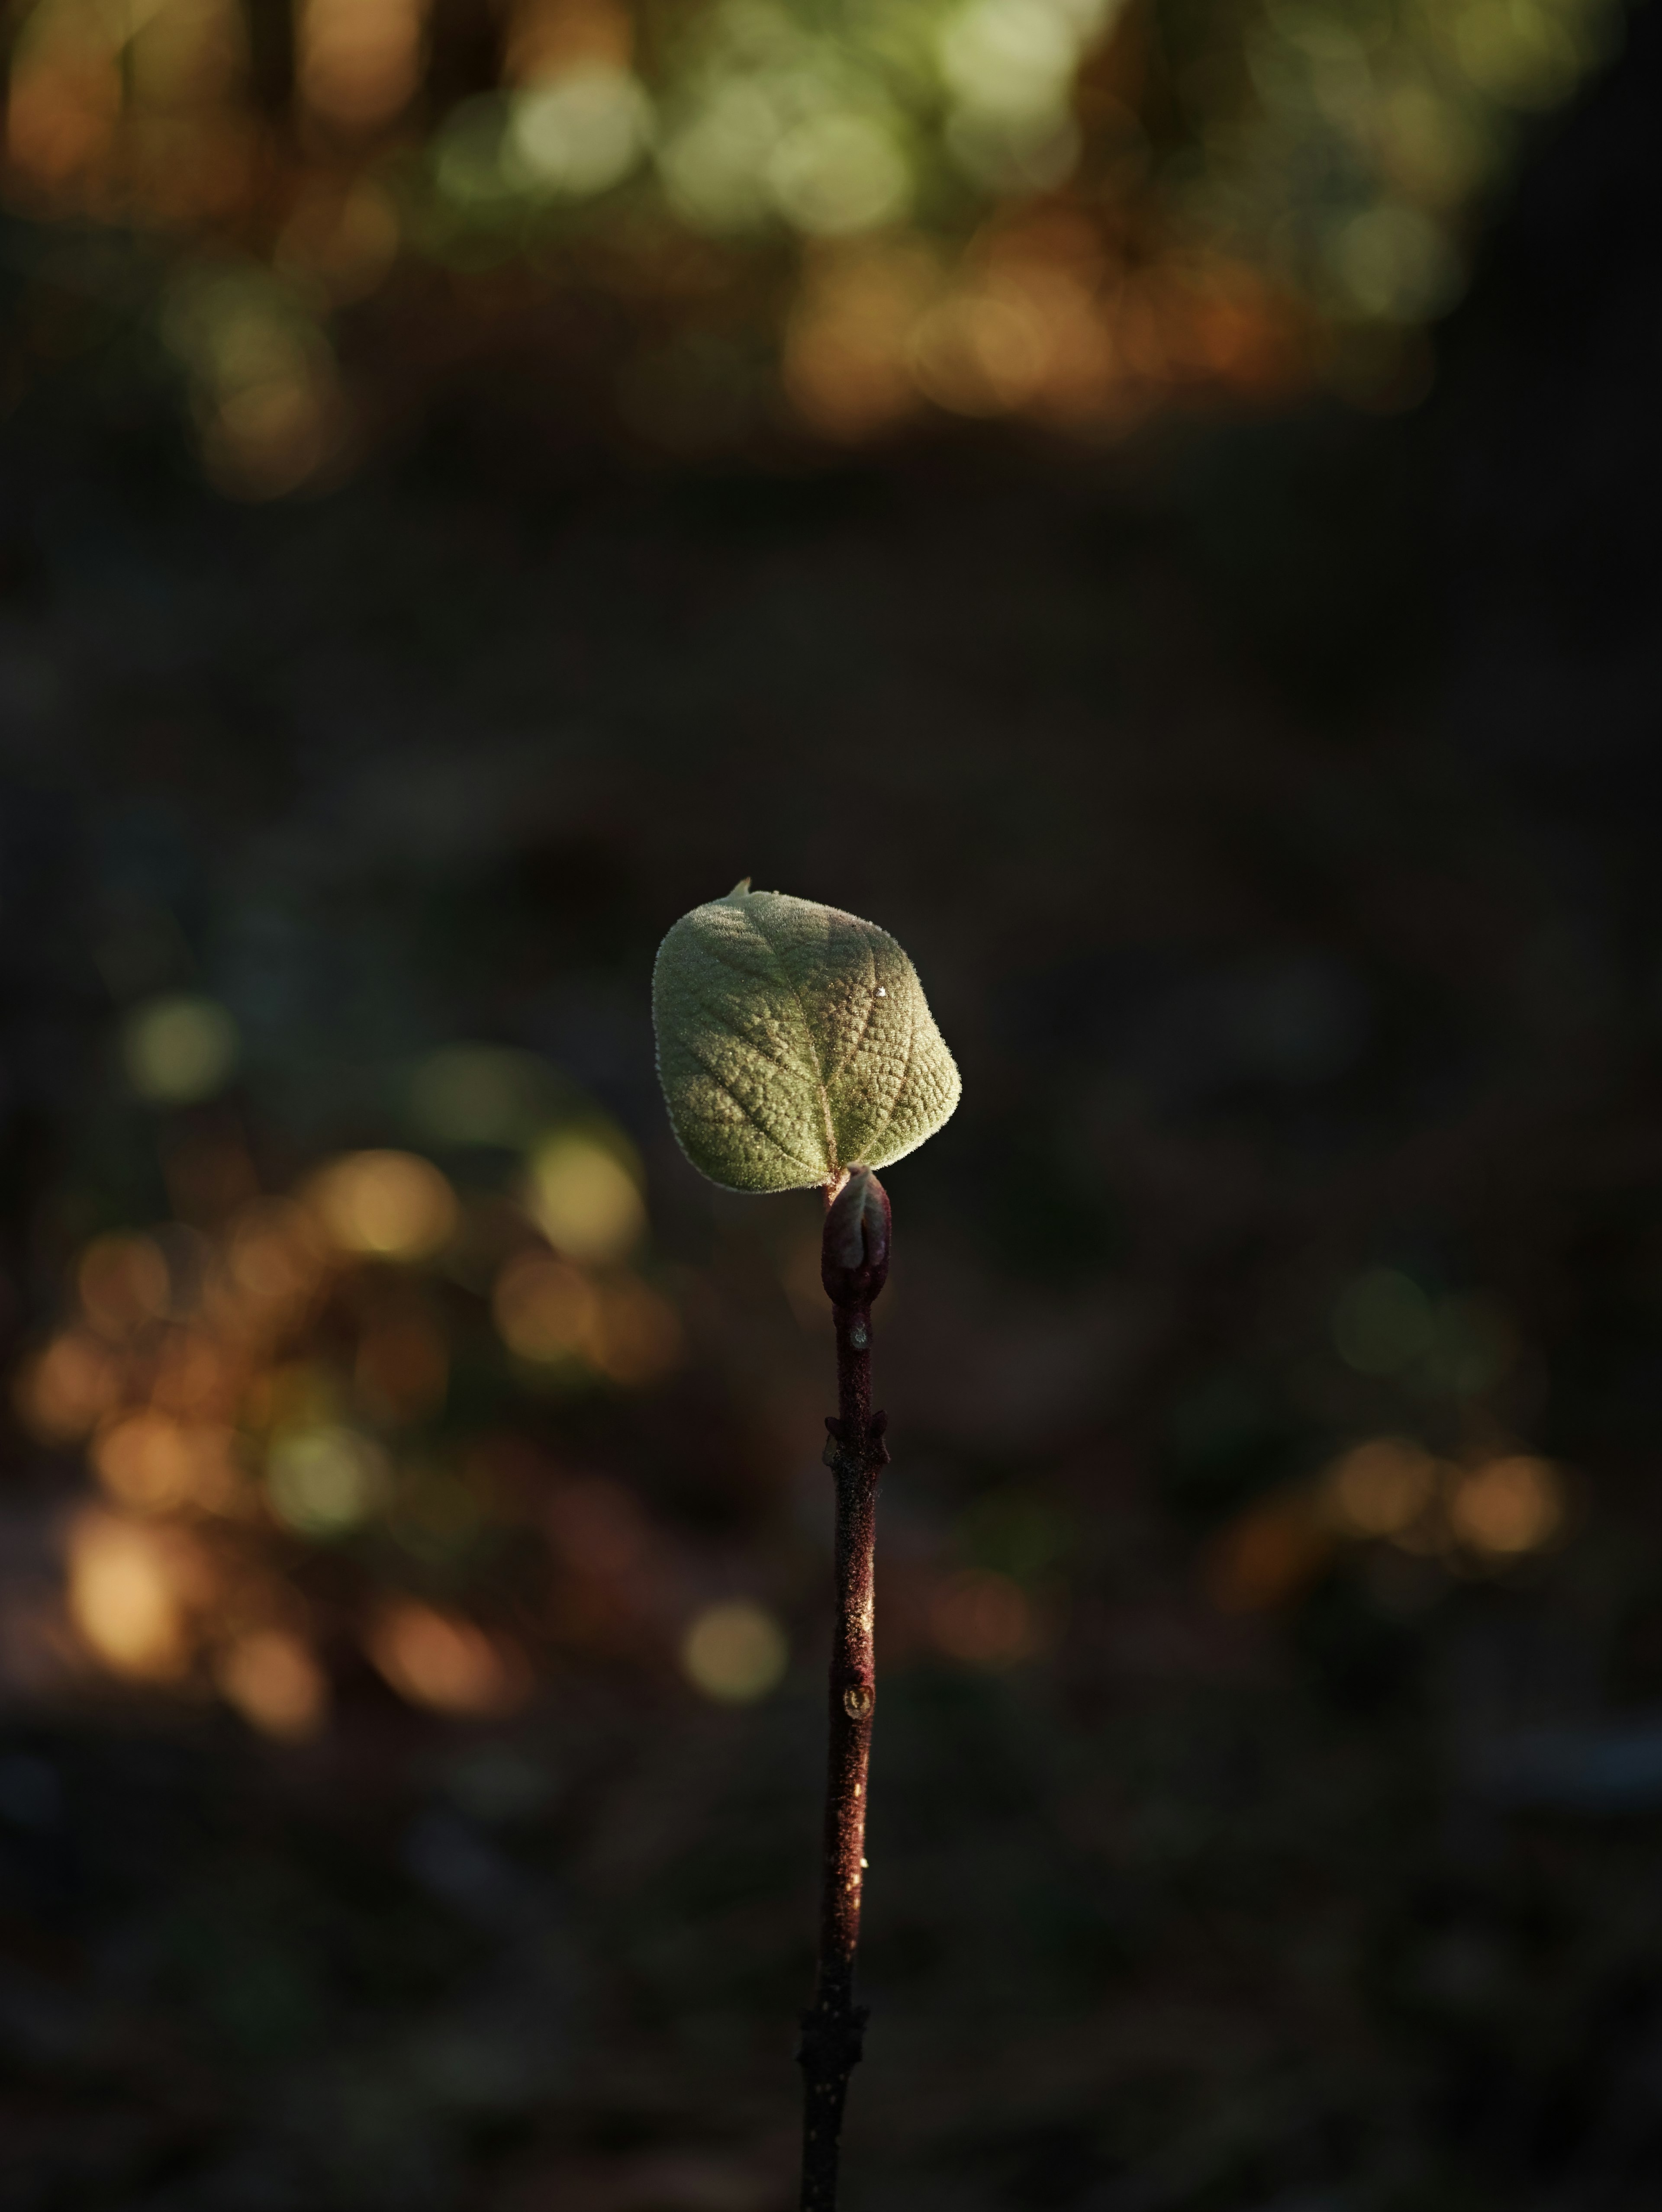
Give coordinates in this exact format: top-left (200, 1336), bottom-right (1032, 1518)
top-left (652, 882), bottom-right (962, 1193)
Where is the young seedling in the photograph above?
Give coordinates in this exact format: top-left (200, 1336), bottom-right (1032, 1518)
top-left (653, 881), bottom-right (961, 2210)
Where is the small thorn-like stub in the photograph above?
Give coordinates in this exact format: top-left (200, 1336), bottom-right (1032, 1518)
top-left (821, 1167), bottom-right (891, 1305)
top-left (721, 877), bottom-right (753, 900)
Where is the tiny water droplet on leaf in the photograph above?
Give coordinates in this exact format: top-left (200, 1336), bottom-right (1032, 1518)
top-left (652, 885), bottom-right (961, 1193)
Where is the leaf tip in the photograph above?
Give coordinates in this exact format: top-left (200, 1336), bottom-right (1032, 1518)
top-left (721, 878), bottom-right (753, 902)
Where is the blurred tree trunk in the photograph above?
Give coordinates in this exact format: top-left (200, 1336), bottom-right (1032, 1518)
top-left (244, 0), bottom-right (297, 122)
top-left (425, 0), bottom-right (508, 114)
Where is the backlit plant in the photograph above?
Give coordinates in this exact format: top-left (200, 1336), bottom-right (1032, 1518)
top-left (653, 879), bottom-right (961, 2209)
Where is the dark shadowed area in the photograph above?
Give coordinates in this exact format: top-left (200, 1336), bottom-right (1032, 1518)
top-left (2, 4), bottom-right (1660, 2209)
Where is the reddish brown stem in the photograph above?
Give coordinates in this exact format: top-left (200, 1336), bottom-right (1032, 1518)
top-left (798, 1177), bottom-right (891, 2212)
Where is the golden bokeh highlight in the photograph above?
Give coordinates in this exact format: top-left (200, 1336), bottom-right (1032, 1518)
top-left (13, 1037), bottom-right (686, 1733)
top-left (151, 1329), bottom-right (231, 1419)
top-left (203, 374), bottom-right (345, 502)
top-left (0, 0), bottom-right (1627, 491)
top-left (216, 1629), bottom-right (330, 1740)
top-left (527, 1132), bottom-right (645, 1262)
top-left (783, 246), bottom-right (935, 440)
top-left (14, 1331), bottom-right (123, 1444)
top-left (784, 228), bottom-right (1299, 443)
top-left (493, 1252), bottom-right (680, 1385)
top-left (366, 1600), bottom-right (531, 1715)
top-left (1449, 1456), bottom-right (1565, 1558)
top-left (66, 1511), bottom-right (203, 1680)
top-left (1315, 1436), bottom-right (1567, 1568)
top-left (507, 0), bottom-right (635, 84)
top-left (309, 1151), bottom-right (459, 1260)
top-left (1322, 1438), bottom-right (1440, 1539)
top-left (92, 1410), bottom-right (243, 1516)
top-left (298, 0), bottom-right (428, 132)
top-left (909, 280), bottom-right (1058, 416)
top-left (493, 1251), bottom-right (597, 1363)
top-left (681, 1600), bottom-right (789, 1703)
top-left (5, 0), bottom-right (124, 198)
top-left (1, 1040), bottom-right (688, 1733)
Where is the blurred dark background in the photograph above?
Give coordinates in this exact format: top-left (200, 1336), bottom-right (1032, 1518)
top-left (3, 0), bottom-right (1661, 2206)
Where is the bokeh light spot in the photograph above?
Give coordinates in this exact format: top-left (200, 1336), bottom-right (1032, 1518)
top-left (366, 1601), bottom-right (531, 1715)
top-left (939, 0), bottom-right (1084, 118)
top-left (1322, 1437), bottom-right (1440, 1537)
top-left (493, 1252), bottom-right (597, 1363)
top-left (123, 994), bottom-right (240, 1104)
top-left (309, 1151), bottom-right (459, 1260)
top-left (658, 83), bottom-right (780, 233)
top-left (66, 1512), bottom-right (198, 1679)
top-left (528, 1132), bottom-right (645, 1262)
top-left (93, 1411), bottom-right (239, 1515)
top-left (14, 1331), bottom-right (123, 1444)
top-left (909, 285), bottom-right (1051, 415)
top-left (682, 1601), bottom-right (789, 1702)
top-left (216, 1629), bottom-right (329, 1740)
top-left (766, 112), bottom-right (911, 237)
top-left (298, 0), bottom-right (424, 131)
top-left (1330, 203), bottom-right (1463, 322)
top-left (1449, 1455), bottom-right (1564, 1557)
top-left (507, 65), bottom-right (653, 196)
top-left (266, 1425), bottom-right (390, 1536)
top-left (782, 244), bottom-right (934, 439)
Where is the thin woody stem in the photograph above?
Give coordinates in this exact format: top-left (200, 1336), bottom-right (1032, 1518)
top-left (798, 1180), bottom-right (890, 2212)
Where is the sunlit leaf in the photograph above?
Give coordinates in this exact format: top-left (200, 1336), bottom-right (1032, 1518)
top-left (653, 881), bottom-right (961, 1192)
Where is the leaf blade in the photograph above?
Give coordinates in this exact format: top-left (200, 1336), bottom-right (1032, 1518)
top-left (653, 886), bottom-right (961, 1192)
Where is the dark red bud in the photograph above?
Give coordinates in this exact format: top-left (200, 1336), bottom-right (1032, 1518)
top-left (821, 1167), bottom-right (892, 1305)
